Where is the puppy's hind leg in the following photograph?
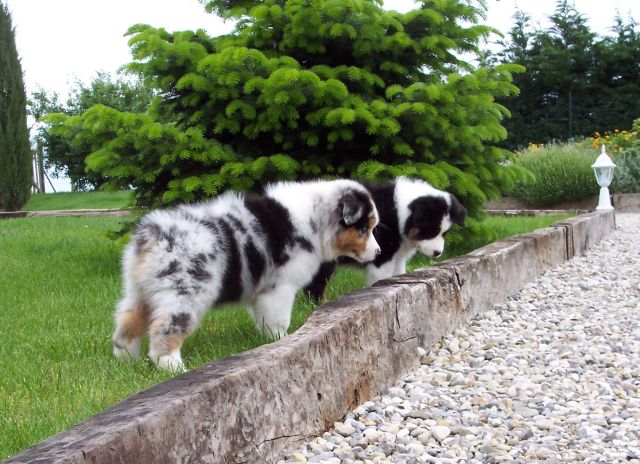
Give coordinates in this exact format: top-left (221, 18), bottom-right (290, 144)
top-left (251, 284), bottom-right (297, 339)
top-left (112, 297), bottom-right (149, 361)
top-left (148, 309), bottom-right (202, 372)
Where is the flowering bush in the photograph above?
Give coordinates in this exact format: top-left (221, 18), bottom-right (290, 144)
top-left (581, 117), bottom-right (640, 194)
top-left (588, 122), bottom-right (639, 154)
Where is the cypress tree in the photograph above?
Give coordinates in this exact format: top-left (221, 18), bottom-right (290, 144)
top-left (0, 1), bottom-right (31, 211)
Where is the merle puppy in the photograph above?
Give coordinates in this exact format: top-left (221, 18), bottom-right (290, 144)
top-left (305, 177), bottom-right (467, 301)
top-left (112, 179), bottom-right (380, 371)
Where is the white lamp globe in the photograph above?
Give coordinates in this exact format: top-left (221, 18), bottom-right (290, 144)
top-left (591, 145), bottom-right (616, 187)
top-left (591, 145), bottom-right (616, 210)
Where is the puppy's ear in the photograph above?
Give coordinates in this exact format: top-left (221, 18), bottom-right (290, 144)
top-left (449, 195), bottom-right (467, 226)
top-left (408, 197), bottom-right (434, 224)
top-left (339, 192), bottom-right (365, 226)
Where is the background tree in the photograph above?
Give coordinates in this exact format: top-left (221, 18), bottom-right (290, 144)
top-left (490, 10), bottom-right (535, 147)
top-left (496, 0), bottom-right (640, 149)
top-left (591, 15), bottom-right (640, 133)
top-left (31, 72), bottom-right (155, 190)
top-left (0, 1), bottom-right (32, 211)
top-left (543, 0), bottom-right (597, 139)
top-left (46, 0), bottom-right (527, 238)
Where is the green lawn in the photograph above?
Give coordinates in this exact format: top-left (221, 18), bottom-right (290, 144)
top-left (23, 190), bottom-right (134, 211)
top-left (0, 213), bottom-right (571, 460)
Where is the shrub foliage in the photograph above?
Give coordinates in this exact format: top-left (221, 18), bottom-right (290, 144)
top-left (509, 142), bottom-right (599, 206)
top-left (45, 0), bottom-right (526, 220)
top-left (612, 147), bottom-right (640, 194)
top-left (610, 117), bottom-right (640, 194)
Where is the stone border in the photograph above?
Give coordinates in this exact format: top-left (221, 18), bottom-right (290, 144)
top-left (613, 193), bottom-right (640, 212)
top-left (3, 211), bottom-right (616, 464)
top-left (484, 192), bottom-right (640, 214)
top-left (0, 209), bottom-right (132, 219)
top-left (485, 209), bottom-right (589, 216)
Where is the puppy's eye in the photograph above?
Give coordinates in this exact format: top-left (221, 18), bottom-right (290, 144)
top-left (360, 226), bottom-right (369, 235)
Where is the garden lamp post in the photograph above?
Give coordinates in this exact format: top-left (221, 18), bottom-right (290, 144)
top-left (591, 145), bottom-right (616, 210)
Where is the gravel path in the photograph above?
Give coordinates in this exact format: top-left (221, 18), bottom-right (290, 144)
top-left (279, 213), bottom-right (640, 464)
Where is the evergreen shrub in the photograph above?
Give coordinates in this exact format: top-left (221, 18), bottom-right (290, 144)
top-left (509, 142), bottom-right (599, 206)
top-left (45, 0), bottom-right (526, 214)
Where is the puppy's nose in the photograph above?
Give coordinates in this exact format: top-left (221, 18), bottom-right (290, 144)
top-left (432, 250), bottom-right (442, 258)
top-left (375, 247), bottom-right (381, 256)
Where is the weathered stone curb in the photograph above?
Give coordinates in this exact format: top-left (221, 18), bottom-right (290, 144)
top-left (0, 209), bottom-right (132, 219)
top-left (0, 211), bottom-right (27, 219)
top-left (3, 211), bottom-right (616, 464)
top-left (613, 192), bottom-right (640, 212)
top-left (484, 192), bottom-right (639, 213)
top-left (485, 209), bottom-right (589, 216)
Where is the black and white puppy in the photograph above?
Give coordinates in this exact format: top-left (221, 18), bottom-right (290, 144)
top-left (305, 177), bottom-right (467, 300)
top-left (112, 180), bottom-right (380, 371)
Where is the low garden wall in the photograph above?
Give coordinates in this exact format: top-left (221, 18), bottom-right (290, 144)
top-left (3, 211), bottom-right (616, 464)
top-left (484, 192), bottom-right (640, 213)
top-left (0, 209), bottom-right (131, 219)
top-left (613, 192), bottom-right (640, 211)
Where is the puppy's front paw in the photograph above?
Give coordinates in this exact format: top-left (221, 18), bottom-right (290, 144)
top-left (259, 324), bottom-right (288, 340)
